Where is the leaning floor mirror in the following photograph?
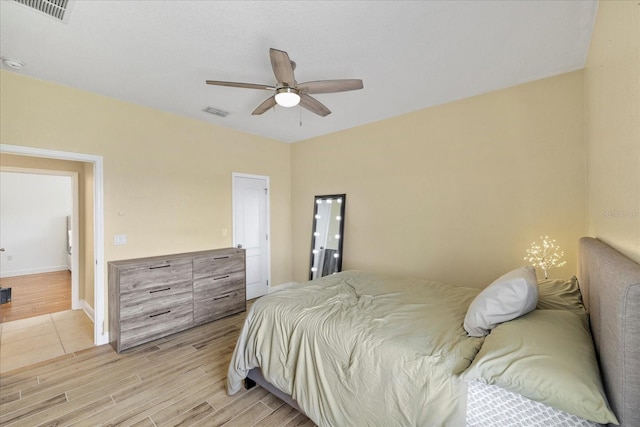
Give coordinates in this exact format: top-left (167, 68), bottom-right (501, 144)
top-left (309, 194), bottom-right (346, 280)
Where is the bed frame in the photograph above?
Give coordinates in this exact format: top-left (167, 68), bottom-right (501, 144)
top-left (245, 366), bottom-right (302, 412)
top-left (245, 237), bottom-right (640, 426)
top-left (577, 237), bottom-right (640, 427)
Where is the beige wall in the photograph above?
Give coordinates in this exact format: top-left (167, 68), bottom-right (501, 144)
top-left (0, 71), bottom-right (293, 328)
top-left (0, 153), bottom-right (94, 307)
top-left (292, 71), bottom-right (587, 287)
top-left (585, 0), bottom-right (640, 263)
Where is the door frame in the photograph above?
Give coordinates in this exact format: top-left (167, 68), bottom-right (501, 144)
top-left (231, 172), bottom-right (271, 296)
top-left (0, 168), bottom-right (80, 310)
top-left (0, 144), bottom-right (107, 346)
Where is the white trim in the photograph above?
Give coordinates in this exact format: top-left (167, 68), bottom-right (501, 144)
top-left (1, 266), bottom-right (70, 278)
top-left (0, 167), bottom-right (80, 310)
top-left (268, 282), bottom-right (296, 294)
top-left (0, 144), bottom-right (107, 346)
top-left (232, 172), bottom-right (271, 299)
top-left (70, 172), bottom-right (80, 310)
top-left (80, 298), bottom-right (95, 322)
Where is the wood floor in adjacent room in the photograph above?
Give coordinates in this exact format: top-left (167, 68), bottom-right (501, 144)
top-left (0, 271), bottom-right (72, 323)
top-left (0, 305), bottom-right (315, 427)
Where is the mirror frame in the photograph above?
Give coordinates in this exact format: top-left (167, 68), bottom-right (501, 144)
top-left (309, 194), bottom-right (346, 280)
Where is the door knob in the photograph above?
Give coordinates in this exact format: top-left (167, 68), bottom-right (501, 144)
top-left (0, 248), bottom-right (5, 252)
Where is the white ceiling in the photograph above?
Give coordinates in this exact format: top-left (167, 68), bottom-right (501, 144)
top-left (0, 1), bottom-right (597, 143)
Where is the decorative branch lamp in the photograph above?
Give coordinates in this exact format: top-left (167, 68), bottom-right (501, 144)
top-left (524, 236), bottom-right (566, 279)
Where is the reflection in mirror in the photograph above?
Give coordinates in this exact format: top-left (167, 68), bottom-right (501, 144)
top-left (309, 194), bottom-right (346, 280)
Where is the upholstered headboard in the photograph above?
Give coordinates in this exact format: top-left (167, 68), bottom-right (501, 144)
top-left (577, 237), bottom-right (640, 427)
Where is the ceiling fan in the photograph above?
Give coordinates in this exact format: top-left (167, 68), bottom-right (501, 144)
top-left (206, 48), bottom-right (364, 117)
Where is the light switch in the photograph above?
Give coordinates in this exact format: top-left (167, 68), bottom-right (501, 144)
top-left (114, 234), bottom-right (128, 245)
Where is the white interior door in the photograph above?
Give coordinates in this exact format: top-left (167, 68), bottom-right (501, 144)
top-left (232, 174), bottom-right (269, 300)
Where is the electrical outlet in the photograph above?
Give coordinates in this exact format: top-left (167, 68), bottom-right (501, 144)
top-left (114, 234), bottom-right (128, 245)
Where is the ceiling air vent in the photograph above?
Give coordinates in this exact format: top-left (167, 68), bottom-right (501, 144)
top-left (203, 107), bottom-right (229, 118)
top-left (13, 0), bottom-right (74, 23)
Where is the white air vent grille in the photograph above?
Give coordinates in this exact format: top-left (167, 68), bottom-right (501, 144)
top-left (203, 107), bottom-right (229, 118)
top-left (13, 0), bottom-right (73, 22)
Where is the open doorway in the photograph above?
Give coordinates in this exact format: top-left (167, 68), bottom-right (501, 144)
top-left (0, 144), bottom-right (107, 351)
top-left (0, 168), bottom-right (94, 372)
top-left (0, 170), bottom-right (77, 322)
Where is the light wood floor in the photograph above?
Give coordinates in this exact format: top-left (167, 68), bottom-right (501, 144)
top-left (0, 306), bottom-right (315, 427)
top-left (0, 271), bottom-right (72, 323)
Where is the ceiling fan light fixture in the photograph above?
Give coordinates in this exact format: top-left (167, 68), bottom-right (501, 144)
top-left (275, 87), bottom-right (300, 108)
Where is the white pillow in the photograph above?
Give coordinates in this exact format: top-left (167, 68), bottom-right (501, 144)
top-left (463, 266), bottom-right (538, 337)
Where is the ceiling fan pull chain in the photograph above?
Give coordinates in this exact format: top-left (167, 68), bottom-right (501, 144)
top-left (299, 106), bottom-right (303, 127)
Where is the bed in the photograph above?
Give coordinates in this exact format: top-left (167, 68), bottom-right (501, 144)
top-left (227, 237), bottom-right (640, 426)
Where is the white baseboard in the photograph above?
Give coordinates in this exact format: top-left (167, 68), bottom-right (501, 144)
top-left (0, 265), bottom-right (69, 278)
top-left (268, 282), bottom-right (296, 294)
top-left (79, 299), bottom-right (95, 322)
top-left (79, 299), bottom-right (109, 346)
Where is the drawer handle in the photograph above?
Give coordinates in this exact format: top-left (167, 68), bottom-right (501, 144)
top-left (213, 256), bottom-right (230, 260)
top-left (149, 287), bottom-right (171, 294)
top-left (213, 275), bottom-right (230, 281)
top-left (150, 310), bottom-right (171, 318)
top-left (213, 294), bottom-right (231, 301)
top-left (149, 265), bottom-right (171, 270)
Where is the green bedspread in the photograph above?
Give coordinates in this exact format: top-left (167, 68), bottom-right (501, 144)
top-left (227, 271), bottom-right (483, 426)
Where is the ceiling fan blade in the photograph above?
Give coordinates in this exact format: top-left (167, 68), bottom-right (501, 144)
top-left (298, 79), bottom-right (364, 94)
top-left (299, 94), bottom-right (331, 117)
top-left (269, 48), bottom-right (296, 86)
top-left (206, 80), bottom-right (275, 90)
top-left (252, 96), bottom-right (277, 115)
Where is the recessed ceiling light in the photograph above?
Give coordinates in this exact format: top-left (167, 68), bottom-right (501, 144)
top-left (1, 57), bottom-right (25, 70)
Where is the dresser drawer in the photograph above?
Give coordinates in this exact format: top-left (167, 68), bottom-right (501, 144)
top-left (193, 251), bottom-right (244, 280)
top-left (193, 271), bottom-right (244, 300)
top-left (119, 302), bottom-right (193, 351)
top-left (120, 286), bottom-right (192, 328)
top-left (193, 289), bottom-right (245, 325)
top-left (120, 281), bottom-right (192, 311)
top-left (120, 283), bottom-right (192, 342)
top-left (119, 258), bottom-right (192, 293)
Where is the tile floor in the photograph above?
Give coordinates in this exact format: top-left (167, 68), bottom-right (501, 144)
top-left (0, 309), bottom-right (94, 373)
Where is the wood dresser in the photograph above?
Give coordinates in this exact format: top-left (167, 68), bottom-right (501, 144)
top-left (108, 248), bottom-right (245, 352)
